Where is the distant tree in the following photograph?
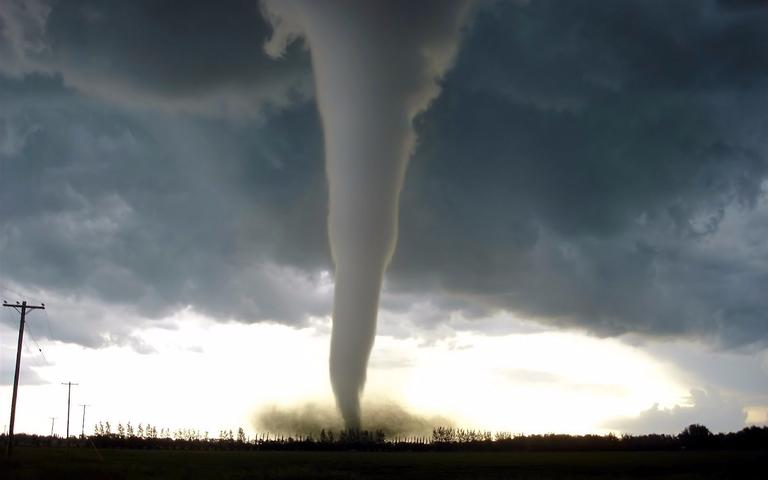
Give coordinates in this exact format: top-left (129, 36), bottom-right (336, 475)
top-left (679, 424), bottom-right (712, 449)
top-left (105, 422), bottom-right (112, 436)
top-left (137, 423), bottom-right (144, 438)
top-left (117, 423), bottom-right (125, 439)
top-left (237, 428), bottom-right (246, 443)
top-left (433, 426), bottom-right (456, 443)
top-left (127, 422), bottom-right (134, 438)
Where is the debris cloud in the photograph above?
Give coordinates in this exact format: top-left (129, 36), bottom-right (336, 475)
top-left (254, 401), bottom-right (452, 438)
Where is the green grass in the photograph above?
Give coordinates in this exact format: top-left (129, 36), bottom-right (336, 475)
top-left (1, 448), bottom-right (766, 479)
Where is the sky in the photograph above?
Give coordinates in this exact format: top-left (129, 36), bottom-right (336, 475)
top-left (1, 0), bottom-right (768, 437)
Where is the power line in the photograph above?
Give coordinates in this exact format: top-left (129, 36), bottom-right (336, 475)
top-left (22, 337), bottom-right (44, 369)
top-left (23, 320), bottom-right (49, 366)
top-left (42, 307), bottom-right (54, 340)
top-left (0, 284), bottom-right (25, 301)
top-left (0, 284), bottom-right (54, 340)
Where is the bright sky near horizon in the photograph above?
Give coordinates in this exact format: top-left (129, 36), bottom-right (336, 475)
top-left (1, 301), bottom-right (765, 437)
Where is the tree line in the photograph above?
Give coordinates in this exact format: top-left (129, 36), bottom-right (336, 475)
top-left (2, 423), bottom-right (766, 452)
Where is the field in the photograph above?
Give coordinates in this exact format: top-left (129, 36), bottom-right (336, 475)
top-left (1, 448), bottom-right (766, 479)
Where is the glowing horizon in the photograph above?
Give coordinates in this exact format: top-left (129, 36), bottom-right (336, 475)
top-left (3, 306), bottom-right (750, 438)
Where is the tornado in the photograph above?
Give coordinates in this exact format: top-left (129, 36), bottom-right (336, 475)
top-left (263, 0), bottom-right (474, 429)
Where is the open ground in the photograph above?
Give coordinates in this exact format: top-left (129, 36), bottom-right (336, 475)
top-left (2, 448), bottom-right (766, 480)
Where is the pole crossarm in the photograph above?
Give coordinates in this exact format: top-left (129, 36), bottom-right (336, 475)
top-left (2, 301), bottom-right (45, 309)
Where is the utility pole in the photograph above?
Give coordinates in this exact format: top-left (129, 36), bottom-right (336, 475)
top-left (2, 300), bottom-right (45, 456)
top-left (61, 382), bottom-right (78, 439)
top-left (49, 417), bottom-right (57, 437)
top-left (79, 404), bottom-right (89, 438)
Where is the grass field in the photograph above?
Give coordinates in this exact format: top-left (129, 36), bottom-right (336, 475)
top-left (1, 447), bottom-right (766, 479)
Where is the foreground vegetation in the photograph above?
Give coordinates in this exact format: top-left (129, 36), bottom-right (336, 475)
top-left (2, 425), bottom-right (765, 478)
top-left (2, 447), bottom-right (767, 480)
top-left (5, 423), bottom-right (767, 452)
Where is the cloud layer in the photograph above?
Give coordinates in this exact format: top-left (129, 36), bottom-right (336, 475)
top-left (2, 0), bottom-right (768, 350)
top-left (0, 0), bottom-right (311, 115)
top-left (607, 389), bottom-right (748, 434)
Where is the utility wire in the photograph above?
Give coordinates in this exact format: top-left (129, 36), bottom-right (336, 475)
top-left (23, 337), bottom-right (44, 369)
top-left (0, 284), bottom-right (55, 340)
top-left (42, 307), bottom-right (54, 340)
top-left (0, 284), bottom-right (26, 299)
top-left (24, 321), bottom-right (49, 366)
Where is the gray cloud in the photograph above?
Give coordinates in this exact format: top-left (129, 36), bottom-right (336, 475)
top-left (501, 369), bottom-right (630, 397)
top-left (0, 316), bottom-right (50, 385)
top-left (389, 0), bottom-right (768, 347)
top-left (641, 340), bottom-right (768, 405)
top-left (1, 0), bottom-right (312, 115)
top-left (0, 363), bottom-right (46, 386)
top-left (0, 73), bottom-right (329, 347)
top-left (0, 0), bottom-right (50, 76)
top-left (606, 388), bottom-right (748, 434)
top-left (1, 0), bottom-right (768, 352)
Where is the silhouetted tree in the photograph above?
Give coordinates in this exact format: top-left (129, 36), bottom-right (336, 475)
top-left (679, 424), bottom-right (712, 449)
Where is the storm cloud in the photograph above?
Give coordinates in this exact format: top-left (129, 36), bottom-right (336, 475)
top-left (0, 0), bottom-right (311, 114)
top-left (2, 0), bottom-right (768, 349)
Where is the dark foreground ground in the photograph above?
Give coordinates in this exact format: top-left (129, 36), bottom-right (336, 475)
top-left (1, 448), bottom-right (766, 479)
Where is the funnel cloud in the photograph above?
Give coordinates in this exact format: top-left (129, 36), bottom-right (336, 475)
top-left (263, 1), bottom-right (475, 429)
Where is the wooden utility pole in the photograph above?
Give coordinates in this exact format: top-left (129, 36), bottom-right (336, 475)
top-left (2, 300), bottom-right (45, 456)
top-left (79, 404), bottom-right (89, 438)
top-left (61, 382), bottom-right (78, 439)
top-left (50, 417), bottom-right (57, 437)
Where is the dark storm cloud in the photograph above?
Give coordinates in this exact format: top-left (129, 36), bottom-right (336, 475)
top-left (390, 0), bottom-right (768, 347)
top-left (2, 0), bottom-right (768, 349)
top-left (0, 73), bottom-right (329, 347)
top-left (1, 0), bottom-right (311, 114)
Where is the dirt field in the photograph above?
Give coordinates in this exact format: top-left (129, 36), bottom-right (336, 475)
top-left (1, 447), bottom-right (766, 479)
